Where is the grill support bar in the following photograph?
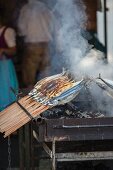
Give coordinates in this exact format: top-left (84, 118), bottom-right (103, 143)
top-left (33, 130), bottom-right (113, 170)
top-left (52, 138), bottom-right (56, 170)
top-left (56, 151), bottom-right (113, 161)
top-left (33, 130), bottom-right (52, 158)
top-left (33, 130), bottom-right (56, 170)
top-left (53, 124), bottom-right (113, 129)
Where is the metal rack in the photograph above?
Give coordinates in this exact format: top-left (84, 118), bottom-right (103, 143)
top-left (33, 117), bottom-right (113, 170)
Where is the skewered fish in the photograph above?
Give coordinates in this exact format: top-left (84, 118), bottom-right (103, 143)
top-left (28, 72), bottom-right (87, 106)
top-left (98, 75), bottom-right (113, 89)
top-left (1, 71), bottom-right (113, 138)
top-left (0, 71), bottom-right (86, 137)
top-left (47, 79), bottom-right (87, 106)
top-left (95, 75), bottom-right (113, 99)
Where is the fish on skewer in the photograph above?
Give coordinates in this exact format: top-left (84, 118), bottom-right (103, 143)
top-left (29, 71), bottom-right (68, 95)
top-left (29, 71), bottom-right (91, 106)
top-left (95, 75), bottom-right (113, 99)
top-left (47, 79), bottom-right (87, 106)
top-left (98, 74), bottom-right (113, 89)
top-left (0, 71), bottom-right (91, 137)
top-left (29, 71), bottom-right (77, 103)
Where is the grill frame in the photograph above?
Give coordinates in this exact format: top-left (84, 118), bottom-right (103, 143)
top-left (33, 116), bottom-right (113, 170)
top-left (34, 117), bottom-right (113, 142)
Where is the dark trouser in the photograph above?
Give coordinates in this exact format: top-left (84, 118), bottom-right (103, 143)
top-left (22, 42), bottom-right (49, 86)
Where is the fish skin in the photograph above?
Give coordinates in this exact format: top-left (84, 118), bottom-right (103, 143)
top-left (28, 71), bottom-right (90, 106)
top-left (48, 79), bottom-right (86, 106)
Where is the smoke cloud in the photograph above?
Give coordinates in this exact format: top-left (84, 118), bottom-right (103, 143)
top-left (53, 0), bottom-right (113, 80)
top-left (52, 0), bottom-right (113, 116)
top-left (52, 0), bottom-right (89, 74)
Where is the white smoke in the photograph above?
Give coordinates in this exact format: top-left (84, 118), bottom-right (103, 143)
top-left (53, 0), bottom-right (89, 72)
top-left (78, 49), bottom-right (113, 79)
top-left (52, 0), bottom-right (113, 116)
top-left (53, 0), bottom-right (113, 80)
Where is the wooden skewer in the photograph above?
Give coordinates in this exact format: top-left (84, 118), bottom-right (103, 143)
top-left (4, 105), bottom-right (49, 137)
top-left (0, 95), bottom-right (30, 119)
top-left (0, 97), bottom-right (48, 135)
top-left (0, 73), bottom-right (76, 137)
top-left (0, 101), bottom-right (42, 132)
top-left (0, 95), bottom-right (30, 117)
top-left (0, 96), bottom-right (34, 124)
top-left (5, 104), bottom-right (48, 133)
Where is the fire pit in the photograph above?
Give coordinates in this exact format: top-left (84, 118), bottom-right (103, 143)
top-left (33, 115), bottom-right (113, 170)
top-left (1, 72), bottom-right (113, 170)
top-left (32, 87), bottom-right (113, 170)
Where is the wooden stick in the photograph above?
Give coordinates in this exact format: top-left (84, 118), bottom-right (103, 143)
top-left (4, 105), bottom-right (49, 137)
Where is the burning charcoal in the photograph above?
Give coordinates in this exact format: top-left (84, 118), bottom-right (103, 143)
top-left (80, 111), bottom-right (91, 118)
top-left (65, 110), bottom-right (73, 115)
top-left (94, 112), bottom-right (104, 118)
top-left (67, 102), bottom-right (78, 110)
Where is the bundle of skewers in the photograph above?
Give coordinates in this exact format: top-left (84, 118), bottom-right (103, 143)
top-left (1, 70), bottom-right (113, 138)
top-left (0, 71), bottom-right (86, 137)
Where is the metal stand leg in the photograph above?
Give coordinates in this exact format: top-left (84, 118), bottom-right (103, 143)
top-left (52, 138), bottom-right (56, 170)
top-left (25, 124), bottom-right (31, 170)
top-left (19, 127), bottom-right (24, 170)
top-left (31, 124), bottom-right (35, 170)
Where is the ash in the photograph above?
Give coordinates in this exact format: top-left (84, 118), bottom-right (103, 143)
top-left (41, 87), bottom-right (105, 119)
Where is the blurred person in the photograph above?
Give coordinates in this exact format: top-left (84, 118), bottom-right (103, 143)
top-left (18, 0), bottom-right (54, 88)
top-left (0, 12), bottom-right (18, 111)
